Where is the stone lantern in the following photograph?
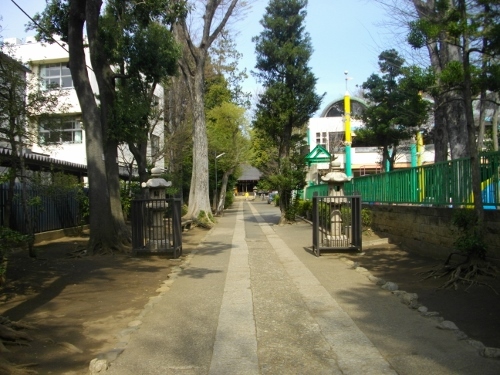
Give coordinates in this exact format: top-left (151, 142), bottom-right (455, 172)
top-left (320, 160), bottom-right (353, 242)
top-left (141, 167), bottom-right (172, 251)
top-left (320, 160), bottom-right (352, 196)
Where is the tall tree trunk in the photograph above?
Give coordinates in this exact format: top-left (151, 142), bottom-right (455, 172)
top-left (433, 97), bottom-right (449, 162)
top-left (216, 168), bottom-right (233, 215)
top-left (413, 0), bottom-right (469, 160)
top-left (164, 75), bottom-right (191, 200)
top-left (87, 1), bottom-right (129, 238)
top-left (86, 0), bottom-right (130, 246)
top-left (186, 67), bottom-right (211, 219)
top-left (444, 92), bottom-right (469, 159)
top-left (173, 0), bottom-right (241, 223)
top-left (492, 95), bottom-right (499, 151)
top-left (67, 0), bottom-right (119, 254)
top-left (459, 1), bottom-right (483, 222)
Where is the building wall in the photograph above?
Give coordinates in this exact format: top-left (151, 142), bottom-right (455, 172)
top-left (366, 205), bottom-right (500, 260)
top-left (3, 36), bottom-right (164, 170)
top-left (307, 104), bottom-right (435, 176)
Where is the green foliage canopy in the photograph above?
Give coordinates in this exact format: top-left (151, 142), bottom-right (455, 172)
top-left (357, 50), bottom-right (433, 170)
top-left (252, 0), bottom-right (324, 161)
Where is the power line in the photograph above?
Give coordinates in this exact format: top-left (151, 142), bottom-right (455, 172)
top-left (9, 0), bottom-right (70, 55)
top-left (9, 0), bottom-right (94, 72)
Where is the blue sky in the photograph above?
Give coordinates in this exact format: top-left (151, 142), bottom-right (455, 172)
top-left (1, 0), bottom-right (391, 114)
top-left (235, 0), bottom-right (391, 111)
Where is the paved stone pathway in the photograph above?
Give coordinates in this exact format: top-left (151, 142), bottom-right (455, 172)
top-left (102, 200), bottom-right (500, 375)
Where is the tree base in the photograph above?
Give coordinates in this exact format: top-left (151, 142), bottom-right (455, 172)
top-left (0, 316), bottom-right (36, 374)
top-left (419, 252), bottom-right (499, 294)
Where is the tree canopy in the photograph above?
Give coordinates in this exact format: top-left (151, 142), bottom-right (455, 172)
top-left (357, 49), bottom-right (433, 171)
top-left (32, 0), bottom-right (184, 253)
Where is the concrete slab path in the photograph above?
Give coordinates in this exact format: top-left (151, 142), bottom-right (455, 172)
top-left (105, 200), bottom-right (500, 375)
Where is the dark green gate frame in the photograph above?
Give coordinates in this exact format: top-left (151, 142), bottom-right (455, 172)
top-left (312, 195), bottom-right (362, 256)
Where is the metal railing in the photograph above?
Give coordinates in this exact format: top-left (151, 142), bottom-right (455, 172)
top-left (344, 151), bottom-right (500, 208)
top-left (312, 195), bottom-right (362, 256)
top-left (131, 197), bottom-right (182, 258)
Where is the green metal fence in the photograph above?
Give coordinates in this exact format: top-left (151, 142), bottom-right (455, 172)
top-left (304, 184), bottom-right (329, 200)
top-left (343, 151), bottom-right (500, 209)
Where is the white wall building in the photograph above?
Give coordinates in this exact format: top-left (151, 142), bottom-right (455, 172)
top-left (3, 36), bottom-right (164, 174)
top-left (306, 96), bottom-right (435, 184)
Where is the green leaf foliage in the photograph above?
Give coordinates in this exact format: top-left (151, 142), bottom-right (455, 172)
top-left (209, 30), bottom-right (251, 109)
top-left (360, 50), bottom-right (431, 144)
top-left (452, 209), bottom-right (487, 260)
top-left (358, 50), bottom-right (432, 170)
top-left (33, 0), bottom-right (184, 147)
top-left (406, 0), bottom-right (500, 97)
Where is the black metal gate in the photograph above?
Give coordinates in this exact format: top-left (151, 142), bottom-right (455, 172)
top-left (131, 198), bottom-right (182, 258)
top-left (312, 195), bottom-right (362, 256)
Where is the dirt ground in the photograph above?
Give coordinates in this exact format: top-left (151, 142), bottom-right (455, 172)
top-left (342, 235), bottom-right (500, 350)
top-left (0, 227), bottom-right (209, 375)
top-left (1, 227), bottom-right (500, 374)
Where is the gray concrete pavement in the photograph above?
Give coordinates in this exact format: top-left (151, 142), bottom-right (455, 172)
top-left (105, 200), bottom-right (500, 374)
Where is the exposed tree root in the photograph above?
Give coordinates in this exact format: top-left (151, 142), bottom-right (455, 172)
top-left (0, 317), bottom-right (33, 343)
top-left (0, 357), bottom-right (38, 375)
top-left (419, 253), bottom-right (499, 294)
top-left (66, 239), bottom-right (133, 257)
top-left (0, 316), bottom-right (36, 374)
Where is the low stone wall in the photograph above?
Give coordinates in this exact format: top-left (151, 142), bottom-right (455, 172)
top-left (34, 225), bottom-right (89, 244)
top-left (365, 205), bottom-right (500, 260)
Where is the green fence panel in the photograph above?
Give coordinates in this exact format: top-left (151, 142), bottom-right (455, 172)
top-left (305, 184), bottom-right (329, 200)
top-left (343, 151), bottom-right (500, 208)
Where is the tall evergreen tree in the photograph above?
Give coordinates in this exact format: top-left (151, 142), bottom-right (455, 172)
top-left (252, 0), bottom-right (323, 223)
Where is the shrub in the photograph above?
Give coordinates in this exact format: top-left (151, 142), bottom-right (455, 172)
top-left (224, 191), bottom-right (234, 208)
top-left (0, 227), bottom-right (28, 286)
top-left (284, 196), bottom-right (300, 221)
top-left (273, 194), bottom-right (280, 206)
top-left (361, 208), bottom-right (372, 229)
top-left (196, 210), bottom-right (215, 228)
top-left (451, 209), bottom-right (487, 260)
top-left (295, 199), bottom-right (312, 217)
top-left (340, 205), bottom-right (352, 225)
top-left (120, 181), bottom-right (141, 220)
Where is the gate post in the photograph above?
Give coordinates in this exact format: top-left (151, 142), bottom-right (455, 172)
top-left (312, 196), bottom-right (319, 256)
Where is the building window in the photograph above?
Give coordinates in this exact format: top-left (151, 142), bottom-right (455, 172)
top-left (325, 100), bottom-right (366, 118)
top-left (316, 132), bottom-right (327, 148)
top-left (39, 117), bottom-right (82, 144)
top-left (150, 134), bottom-right (160, 156)
top-left (40, 62), bottom-right (73, 89)
top-left (328, 131), bottom-right (345, 153)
